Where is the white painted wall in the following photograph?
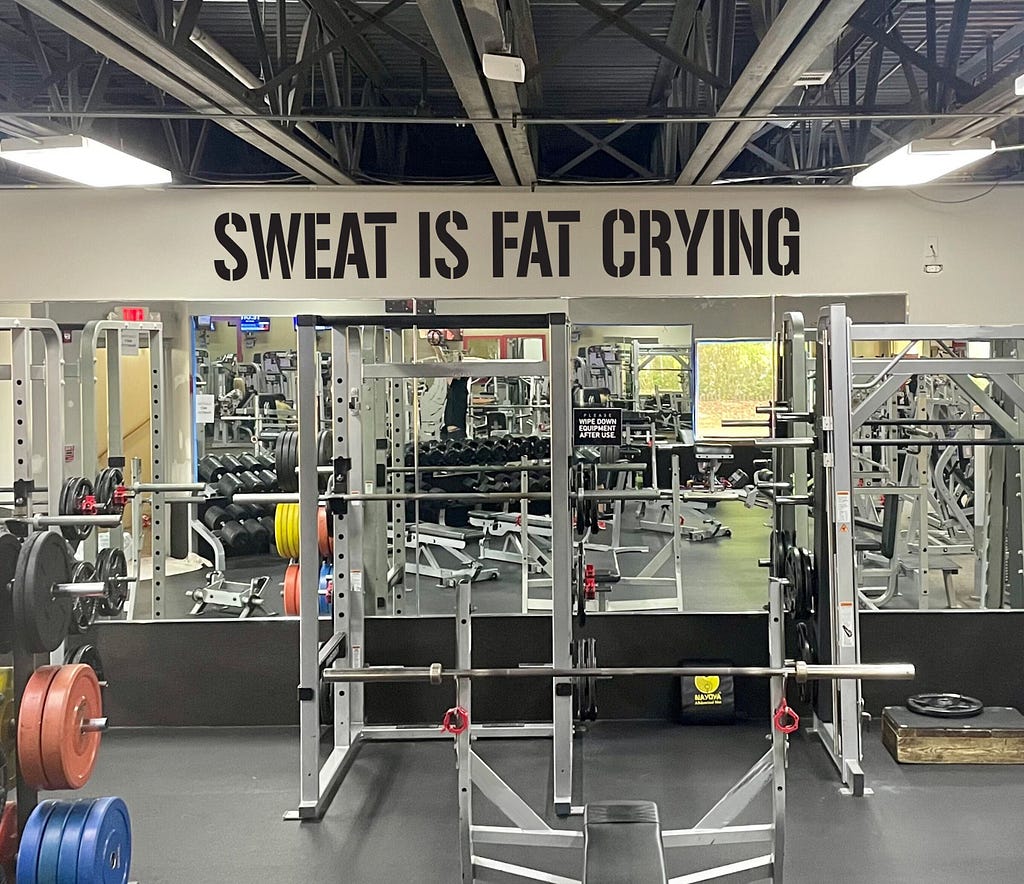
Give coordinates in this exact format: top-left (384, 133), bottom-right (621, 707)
top-left (0, 185), bottom-right (1020, 324)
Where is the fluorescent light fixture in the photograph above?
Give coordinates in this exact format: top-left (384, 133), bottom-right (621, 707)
top-left (0, 134), bottom-right (172, 186)
top-left (482, 53), bottom-right (526, 83)
top-left (1016, 72), bottom-right (1024, 96)
top-left (852, 137), bottom-right (995, 187)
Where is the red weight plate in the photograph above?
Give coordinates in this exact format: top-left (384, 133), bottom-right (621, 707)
top-left (317, 507), bottom-right (332, 558)
top-left (0, 800), bottom-right (17, 868)
top-left (40, 664), bottom-right (103, 791)
top-left (283, 564), bottom-right (301, 617)
top-left (17, 666), bottom-right (60, 791)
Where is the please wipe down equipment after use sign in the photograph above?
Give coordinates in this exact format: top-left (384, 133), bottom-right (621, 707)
top-left (573, 408), bottom-right (623, 446)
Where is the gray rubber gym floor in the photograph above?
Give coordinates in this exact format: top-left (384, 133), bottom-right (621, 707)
top-left (62, 722), bottom-right (1024, 883)
top-left (155, 499), bottom-right (977, 619)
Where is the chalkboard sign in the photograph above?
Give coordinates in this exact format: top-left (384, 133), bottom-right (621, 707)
top-left (573, 408), bottom-right (623, 446)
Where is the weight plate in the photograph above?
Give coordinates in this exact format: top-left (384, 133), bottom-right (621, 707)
top-left (15, 799), bottom-right (59, 884)
top-left (795, 549), bottom-right (815, 621)
top-left (77, 798), bottom-right (131, 884)
top-left (13, 531), bottom-right (73, 653)
top-left (95, 549), bottom-right (128, 617)
top-left (0, 533), bottom-right (20, 654)
top-left (317, 507), bottom-right (332, 558)
top-left (17, 666), bottom-right (60, 791)
top-left (783, 546), bottom-right (802, 616)
top-left (40, 664), bottom-right (103, 791)
top-left (94, 469), bottom-right (125, 515)
top-left (35, 801), bottom-right (75, 884)
top-left (907, 693), bottom-right (984, 719)
top-left (794, 621), bottom-right (817, 705)
top-left (318, 563), bottom-right (332, 616)
top-left (66, 645), bottom-right (106, 686)
top-left (283, 564), bottom-right (300, 616)
top-left (69, 562), bottom-right (97, 634)
top-left (58, 478), bottom-right (95, 547)
top-left (55, 801), bottom-right (92, 884)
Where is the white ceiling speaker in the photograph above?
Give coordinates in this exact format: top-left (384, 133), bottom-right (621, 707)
top-left (483, 53), bottom-right (526, 84)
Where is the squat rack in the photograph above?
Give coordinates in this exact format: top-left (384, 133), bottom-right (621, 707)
top-left (287, 312), bottom-right (576, 820)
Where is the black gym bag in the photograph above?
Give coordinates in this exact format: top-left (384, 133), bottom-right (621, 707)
top-left (678, 658), bottom-right (736, 725)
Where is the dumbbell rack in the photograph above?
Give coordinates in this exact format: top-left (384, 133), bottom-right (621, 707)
top-left (287, 312), bottom-right (577, 820)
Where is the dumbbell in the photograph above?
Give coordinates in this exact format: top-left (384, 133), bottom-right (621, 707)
top-left (219, 453), bottom-right (245, 474)
top-left (238, 453), bottom-right (263, 472)
top-left (255, 469), bottom-right (278, 491)
top-left (204, 506), bottom-right (232, 530)
top-left (219, 520), bottom-right (255, 554)
top-left (198, 454), bottom-right (228, 483)
top-left (237, 471), bottom-right (266, 493)
top-left (215, 473), bottom-right (245, 500)
top-left (255, 452), bottom-right (275, 470)
top-left (242, 519), bottom-right (269, 553)
top-left (448, 441), bottom-right (471, 466)
top-left (226, 503), bottom-right (261, 522)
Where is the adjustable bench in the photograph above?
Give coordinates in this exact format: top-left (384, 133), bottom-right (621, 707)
top-left (583, 801), bottom-right (667, 884)
top-left (394, 522), bottom-right (498, 586)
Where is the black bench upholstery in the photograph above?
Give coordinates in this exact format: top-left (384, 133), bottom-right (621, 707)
top-left (583, 801), bottom-right (667, 884)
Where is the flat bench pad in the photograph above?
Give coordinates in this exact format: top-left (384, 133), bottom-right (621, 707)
top-left (583, 801), bottom-right (667, 884)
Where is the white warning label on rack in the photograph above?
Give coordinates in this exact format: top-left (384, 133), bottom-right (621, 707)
top-left (351, 570), bottom-right (362, 594)
top-left (839, 602), bottom-right (855, 647)
top-left (835, 490), bottom-right (851, 528)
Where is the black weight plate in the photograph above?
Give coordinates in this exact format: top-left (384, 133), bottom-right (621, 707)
top-left (95, 467), bottom-right (125, 514)
top-left (0, 533), bottom-right (20, 654)
top-left (13, 530), bottom-right (73, 653)
top-left (66, 643), bottom-right (106, 684)
top-left (795, 548), bottom-right (815, 620)
top-left (96, 547), bottom-right (129, 616)
top-left (907, 693), bottom-right (984, 719)
top-left (70, 560), bottom-right (98, 633)
top-left (783, 546), bottom-right (802, 615)
top-left (795, 621), bottom-right (817, 705)
top-left (58, 476), bottom-right (95, 546)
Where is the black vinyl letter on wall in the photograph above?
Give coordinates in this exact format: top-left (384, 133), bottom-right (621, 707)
top-left (250, 213), bottom-right (301, 280)
top-left (365, 212), bottom-right (397, 278)
top-left (674, 209), bottom-right (709, 276)
top-left (712, 209), bottom-right (725, 276)
top-left (333, 213), bottom-right (369, 279)
top-left (418, 212), bottom-right (431, 278)
top-left (435, 211), bottom-right (469, 280)
top-left (517, 211), bottom-right (553, 278)
top-left (767, 207), bottom-right (800, 276)
top-left (602, 209), bottom-right (635, 278)
top-left (214, 213), bottom-right (248, 281)
top-left (640, 210), bottom-right (672, 277)
top-left (729, 209), bottom-right (763, 276)
top-left (547, 211), bottom-right (580, 277)
top-left (304, 212), bottom-right (332, 280)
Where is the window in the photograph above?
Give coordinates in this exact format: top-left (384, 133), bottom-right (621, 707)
top-left (695, 340), bottom-right (773, 438)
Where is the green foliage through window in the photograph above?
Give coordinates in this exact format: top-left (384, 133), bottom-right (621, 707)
top-left (696, 340), bottom-right (773, 438)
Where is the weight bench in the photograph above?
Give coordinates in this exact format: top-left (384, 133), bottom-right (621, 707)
top-left (396, 523), bottom-right (499, 586)
top-left (583, 801), bottom-right (667, 884)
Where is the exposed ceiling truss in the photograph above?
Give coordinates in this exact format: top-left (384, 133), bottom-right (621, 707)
top-left (0, 0), bottom-right (1022, 186)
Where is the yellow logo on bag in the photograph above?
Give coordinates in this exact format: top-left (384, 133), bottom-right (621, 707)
top-left (693, 674), bottom-right (723, 705)
top-left (694, 675), bottom-right (720, 694)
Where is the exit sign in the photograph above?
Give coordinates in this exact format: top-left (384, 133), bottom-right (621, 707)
top-left (121, 306), bottom-right (146, 322)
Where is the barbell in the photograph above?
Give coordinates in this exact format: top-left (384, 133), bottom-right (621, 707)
top-left (322, 661), bottom-right (915, 684)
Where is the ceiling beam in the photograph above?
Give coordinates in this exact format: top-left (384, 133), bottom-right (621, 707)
top-left (649, 0), bottom-right (699, 105)
top-left (958, 22), bottom-right (1024, 84)
top-left (13, 0), bottom-right (352, 183)
top-left (460, 0), bottom-right (535, 185)
top-left (416, 0), bottom-right (520, 185)
top-left (680, 0), bottom-right (869, 185)
top-left (676, 0), bottom-right (826, 184)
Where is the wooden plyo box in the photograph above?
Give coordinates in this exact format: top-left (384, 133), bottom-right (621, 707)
top-left (882, 706), bottom-right (1024, 764)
